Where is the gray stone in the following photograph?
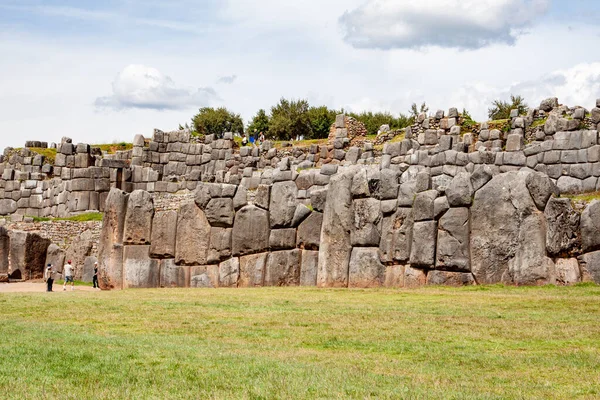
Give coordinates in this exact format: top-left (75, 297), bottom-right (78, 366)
top-left (123, 190), bottom-right (154, 245)
top-left (525, 171), bottom-right (557, 210)
top-left (412, 190), bottom-right (437, 221)
top-left (159, 259), bottom-right (188, 288)
top-left (409, 221), bottom-right (437, 266)
top-left (580, 251), bottom-right (600, 283)
top-left (318, 170), bottom-right (353, 287)
top-left (123, 245), bottom-right (159, 289)
top-left (254, 184), bottom-right (270, 210)
top-left (150, 211), bottom-right (178, 259)
top-left (232, 205), bottom-right (270, 256)
top-left (269, 228), bottom-right (297, 250)
top-left (554, 258), bottom-right (581, 285)
top-left (65, 230), bottom-right (94, 280)
top-left (506, 133), bottom-right (524, 151)
top-left (44, 244), bottom-right (65, 276)
top-left (98, 189), bottom-right (128, 290)
top-left (0, 199), bottom-right (17, 215)
top-left (544, 197), bottom-right (580, 256)
top-left (175, 203), bottom-right (211, 266)
top-left (310, 189), bottom-right (327, 212)
top-left (434, 196), bottom-right (449, 218)
top-left (539, 97), bottom-right (558, 112)
top-left (190, 265), bottom-right (218, 288)
top-left (427, 270), bottom-right (475, 286)
top-left (219, 257), bottom-right (239, 287)
top-left (265, 249), bottom-right (301, 286)
top-left (404, 265), bottom-right (427, 288)
top-left (205, 198), bottom-right (234, 227)
top-left (291, 204), bottom-right (312, 227)
top-left (238, 253), bottom-right (267, 287)
top-left (446, 173), bottom-right (473, 207)
top-left (269, 181), bottom-right (298, 228)
top-left (581, 200), bottom-right (600, 253)
top-left (233, 185), bottom-right (247, 210)
top-left (300, 250), bottom-right (319, 286)
top-left (384, 265), bottom-right (405, 287)
top-left (351, 198), bottom-right (382, 246)
top-left (436, 207), bottom-right (470, 272)
top-left (207, 227), bottom-right (232, 263)
top-left (297, 212), bottom-right (323, 250)
top-left (379, 208), bottom-right (413, 263)
top-left (348, 247), bottom-right (385, 288)
top-left (470, 172), bottom-right (555, 285)
top-left (470, 165), bottom-right (493, 192)
top-left (557, 176), bottom-right (583, 194)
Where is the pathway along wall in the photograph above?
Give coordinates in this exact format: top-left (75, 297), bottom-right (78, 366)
top-left (98, 167), bottom-right (600, 289)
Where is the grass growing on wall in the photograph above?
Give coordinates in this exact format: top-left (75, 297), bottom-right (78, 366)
top-left (28, 213), bottom-right (104, 223)
top-left (0, 285), bottom-right (599, 399)
top-left (565, 191), bottom-right (600, 203)
top-left (92, 143), bottom-right (133, 154)
top-left (28, 147), bottom-right (57, 164)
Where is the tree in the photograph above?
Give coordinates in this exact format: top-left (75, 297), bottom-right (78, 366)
top-left (409, 102), bottom-right (429, 119)
top-left (247, 109), bottom-right (270, 136)
top-left (488, 95), bottom-right (528, 120)
top-left (269, 98), bottom-right (311, 141)
top-left (349, 111), bottom-right (410, 136)
top-left (192, 107), bottom-right (244, 136)
top-left (307, 106), bottom-right (338, 139)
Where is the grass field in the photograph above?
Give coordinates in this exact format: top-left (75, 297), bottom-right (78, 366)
top-left (1, 285), bottom-right (599, 399)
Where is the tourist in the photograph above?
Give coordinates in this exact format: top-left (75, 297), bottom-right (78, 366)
top-left (259, 132), bottom-right (265, 144)
top-left (63, 260), bottom-right (75, 291)
top-left (45, 264), bottom-right (55, 292)
top-left (93, 262), bottom-right (99, 289)
top-left (242, 135), bottom-right (248, 146)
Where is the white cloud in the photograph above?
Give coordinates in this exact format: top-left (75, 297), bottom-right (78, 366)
top-left (339, 0), bottom-right (550, 50)
top-left (217, 75), bottom-right (237, 84)
top-left (95, 65), bottom-right (218, 110)
top-left (449, 62), bottom-right (600, 120)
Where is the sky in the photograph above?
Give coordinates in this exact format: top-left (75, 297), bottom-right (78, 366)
top-left (0, 0), bottom-right (599, 148)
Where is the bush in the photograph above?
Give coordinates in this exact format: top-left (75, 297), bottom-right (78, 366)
top-left (192, 107), bottom-right (243, 137)
top-left (269, 98), bottom-right (312, 141)
top-left (488, 95), bottom-right (528, 120)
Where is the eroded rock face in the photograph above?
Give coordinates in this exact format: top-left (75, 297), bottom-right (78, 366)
top-left (123, 245), bottom-right (159, 289)
top-left (436, 207), bottom-right (470, 272)
top-left (205, 198), bottom-right (234, 227)
top-left (150, 211), bottom-right (177, 259)
top-left (0, 227), bottom-right (9, 279)
top-left (348, 247), bottom-right (385, 288)
top-left (45, 244), bottom-right (65, 274)
top-left (351, 198), bottom-right (381, 246)
top-left (471, 172), bottom-right (555, 285)
top-left (544, 198), bottom-right (580, 256)
top-left (317, 170), bottom-right (354, 287)
top-left (426, 270), bottom-right (475, 286)
top-left (581, 251), bottom-right (600, 283)
top-left (238, 253), bottom-right (267, 287)
top-left (232, 205), bottom-right (269, 256)
top-left (297, 212), bottom-right (323, 250)
top-left (265, 249), bottom-right (301, 286)
top-left (379, 208), bottom-right (413, 263)
top-left (175, 203), bottom-right (211, 266)
top-left (581, 200), bottom-right (600, 253)
top-left (269, 181), bottom-right (298, 228)
top-left (123, 190), bottom-right (154, 245)
top-left (219, 257), bottom-right (239, 287)
top-left (554, 258), bottom-right (581, 285)
top-left (159, 259), bottom-right (188, 288)
top-left (98, 189), bottom-right (128, 290)
top-left (65, 230), bottom-right (94, 279)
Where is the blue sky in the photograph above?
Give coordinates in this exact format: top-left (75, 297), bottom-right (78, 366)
top-left (0, 0), bottom-right (599, 148)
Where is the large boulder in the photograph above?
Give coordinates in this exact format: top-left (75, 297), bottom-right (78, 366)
top-left (123, 245), bottom-right (159, 289)
top-left (436, 207), bottom-right (470, 272)
top-left (409, 221), bottom-right (437, 267)
top-left (581, 200), bottom-right (600, 253)
top-left (208, 227), bottom-right (232, 263)
top-left (526, 172), bottom-right (557, 210)
top-left (554, 258), bottom-right (581, 285)
top-left (446, 173), bottom-right (473, 207)
top-left (297, 212), bottom-right (323, 250)
top-left (232, 205), bottom-right (270, 256)
top-left (580, 251), bottom-right (600, 283)
top-left (219, 257), bottom-right (239, 287)
top-left (544, 198), bottom-right (580, 256)
top-left (348, 247), bottom-right (385, 288)
top-left (379, 208), bottom-right (413, 263)
top-left (269, 181), bottom-right (298, 228)
top-left (0, 227), bottom-right (9, 279)
top-left (175, 203), bottom-right (211, 266)
top-left (426, 270), bottom-right (475, 286)
top-left (189, 265), bottom-right (218, 288)
top-left (265, 249), bottom-right (301, 286)
top-left (9, 231), bottom-right (51, 280)
top-left (123, 190), bottom-right (154, 245)
top-left (471, 172), bottom-right (555, 285)
top-left (159, 259), bottom-right (188, 288)
top-left (82, 256), bottom-right (98, 283)
top-left (238, 253), bottom-right (267, 287)
top-left (300, 250), bottom-right (319, 286)
top-left (205, 198), bottom-right (234, 227)
top-left (317, 169), bottom-right (354, 287)
top-left (350, 198), bottom-right (382, 246)
top-left (98, 189), bottom-right (128, 290)
top-left (150, 211), bottom-right (177, 259)
top-left (45, 244), bottom-right (65, 273)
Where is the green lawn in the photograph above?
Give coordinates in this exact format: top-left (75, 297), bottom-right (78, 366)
top-left (1, 286), bottom-right (599, 399)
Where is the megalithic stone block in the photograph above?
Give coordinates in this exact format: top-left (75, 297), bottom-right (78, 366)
top-left (98, 188), bottom-right (128, 290)
top-left (123, 190), bottom-right (154, 245)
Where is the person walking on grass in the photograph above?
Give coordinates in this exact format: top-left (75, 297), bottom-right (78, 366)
top-left (93, 262), bottom-right (99, 289)
top-left (45, 264), bottom-right (55, 292)
top-left (63, 260), bottom-right (75, 291)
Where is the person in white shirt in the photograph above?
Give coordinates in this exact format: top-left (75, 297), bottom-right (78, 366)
top-left (45, 264), bottom-right (55, 292)
top-left (63, 260), bottom-right (75, 291)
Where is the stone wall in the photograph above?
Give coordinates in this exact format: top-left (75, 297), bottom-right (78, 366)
top-left (96, 166), bottom-right (600, 290)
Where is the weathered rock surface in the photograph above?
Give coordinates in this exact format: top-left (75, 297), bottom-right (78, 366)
top-left (300, 250), bottom-right (319, 286)
top-left (208, 227), bottom-right (232, 263)
top-left (65, 230), bottom-right (94, 279)
top-left (98, 189), bottom-right (128, 290)
top-left (471, 172), bottom-right (555, 285)
top-left (123, 190), bottom-right (154, 245)
top-left (410, 221), bottom-right (437, 266)
top-left (379, 208), bottom-right (413, 263)
top-left (238, 253), bottom-right (267, 287)
top-left (205, 198), bottom-right (234, 227)
top-left (219, 257), bottom-right (239, 287)
top-left (544, 198), bottom-right (580, 256)
top-left (554, 258), bottom-right (580, 285)
top-left (404, 266), bottom-right (427, 288)
top-left (150, 211), bottom-right (177, 259)
top-left (384, 265), bottom-right (405, 287)
top-left (159, 259), bottom-right (188, 288)
top-left (269, 181), bottom-right (298, 228)
top-left (189, 265), bottom-right (218, 288)
top-left (426, 270), bottom-right (475, 286)
top-left (232, 205), bottom-right (269, 256)
top-left (265, 249), bottom-right (301, 286)
top-left (318, 170), bottom-right (354, 287)
top-left (436, 207), bottom-right (470, 271)
top-left (351, 198), bottom-right (381, 246)
top-left (581, 200), bottom-right (600, 253)
top-left (446, 173), bottom-right (473, 207)
top-left (348, 247), bottom-right (385, 288)
top-left (0, 227), bottom-right (9, 279)
top-left (175, 203), bottom-right (210, 266)
top-left (580, 251), bottom-right (600, 283)
top-left (44, 243), bottom-right (65, 274)
top-left (297, 212), bottom-right (323, 250)
top-left (123, 245), bottom-right (159, 288)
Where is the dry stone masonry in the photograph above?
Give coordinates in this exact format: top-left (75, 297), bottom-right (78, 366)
top-left (2, 96), bottom-right (600, 288)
